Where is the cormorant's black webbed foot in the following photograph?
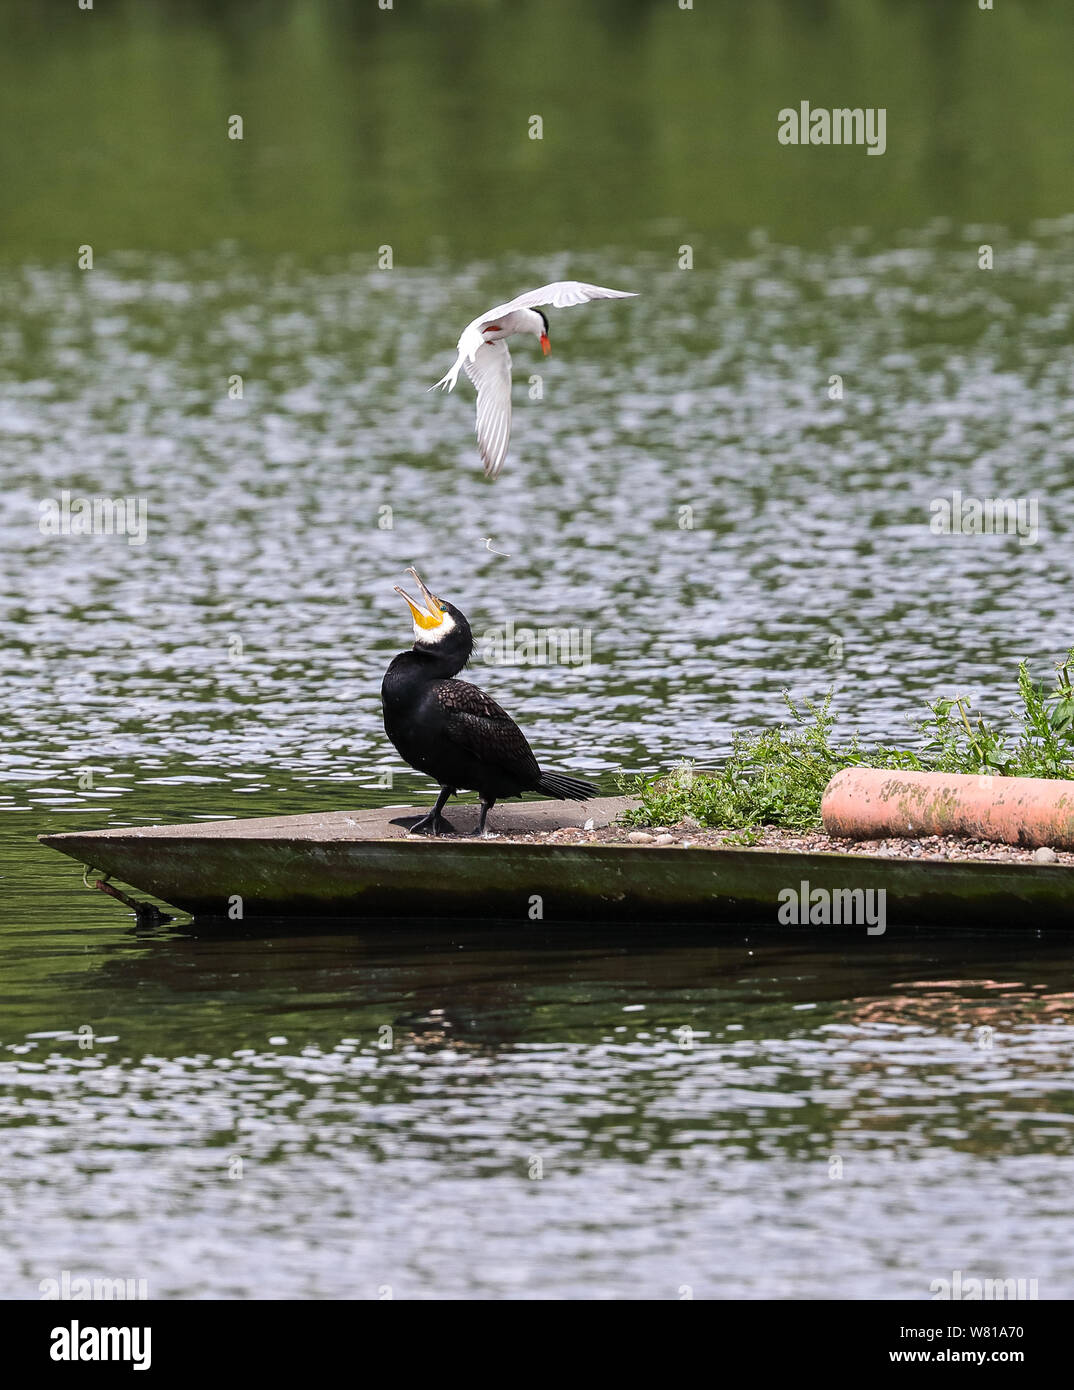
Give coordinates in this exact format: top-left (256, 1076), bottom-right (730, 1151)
top-left (390, 786), bottom-right (456, 836)
top-left (390, 812), bottom-right (456, 836)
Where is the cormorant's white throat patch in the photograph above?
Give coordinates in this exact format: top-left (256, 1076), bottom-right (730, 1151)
top-left (414, 611), bottom-right (456, 646)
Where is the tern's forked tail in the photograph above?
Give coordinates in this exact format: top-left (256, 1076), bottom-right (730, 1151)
top-left (430, 358), bottom-right (463, 393)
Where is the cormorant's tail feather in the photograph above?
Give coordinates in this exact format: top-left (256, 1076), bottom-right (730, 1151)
top-left (538, 773), bottom-right (598, 802)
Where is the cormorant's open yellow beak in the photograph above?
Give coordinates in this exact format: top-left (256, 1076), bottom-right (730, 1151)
top-left (394, 568), bottom-right (444, 630)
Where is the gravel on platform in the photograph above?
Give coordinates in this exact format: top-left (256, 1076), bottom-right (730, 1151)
top-left (488, 822), bottom-right (1074, 865)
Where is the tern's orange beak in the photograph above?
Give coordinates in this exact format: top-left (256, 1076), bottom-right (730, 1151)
top-left (540, 333), bottom-right (551, 356)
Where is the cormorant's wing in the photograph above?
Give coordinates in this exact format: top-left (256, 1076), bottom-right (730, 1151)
top-left (491, 281), bottom-right (637, 314)
top-left (436, 680), bottom-right (541, 782)
top-left (464, 340), bottom-right (512, 479)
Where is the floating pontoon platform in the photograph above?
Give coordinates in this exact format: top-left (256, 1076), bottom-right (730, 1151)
top-left (37, 796), bottom-right (1074, 927)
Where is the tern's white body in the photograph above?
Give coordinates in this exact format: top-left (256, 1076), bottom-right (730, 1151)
top-left (432, 280), bottom-right (636, 478)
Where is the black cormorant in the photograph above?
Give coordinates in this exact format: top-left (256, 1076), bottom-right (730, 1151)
top-left (381, 569), bottom-right (597, 836)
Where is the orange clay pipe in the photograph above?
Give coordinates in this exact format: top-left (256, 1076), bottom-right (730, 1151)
top-left (822, 767), bottom-right (1074, 850)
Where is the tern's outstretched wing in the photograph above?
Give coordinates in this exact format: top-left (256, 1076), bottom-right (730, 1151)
top-left (491, 281), bottom-right (637, 315)
top-left (464, 340), bottom-right (513, 479)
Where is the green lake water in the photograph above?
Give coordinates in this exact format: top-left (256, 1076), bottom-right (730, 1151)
top-left (2, 0), bottom-right (1074, 1298)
